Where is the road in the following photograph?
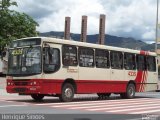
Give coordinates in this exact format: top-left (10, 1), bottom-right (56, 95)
top-left (0, 77), bottom-right (160, 120)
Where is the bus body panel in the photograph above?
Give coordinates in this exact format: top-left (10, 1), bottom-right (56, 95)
top-left (110, 69), bottom-right (125, 81)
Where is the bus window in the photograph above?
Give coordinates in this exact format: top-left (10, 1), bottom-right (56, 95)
top-left (95, 49), bottom-right (109, 68)
top-left (147, 56), bottom-right (156, 72)
top-left (79, 47), bottom-right (94, 67)
top-left (136, 55), bottom-right (146, 71)
top-left (110, 51), bottom-right (123, 69)
top-left (124, 53), bottom-right (136, 70)
top-left (62, 45), bottom-right (77, 66)
top-left (43, 48), bottom-right (60, 73)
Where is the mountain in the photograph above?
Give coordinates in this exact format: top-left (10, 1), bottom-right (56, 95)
top-left (40, 31), bottom-right (155, 51)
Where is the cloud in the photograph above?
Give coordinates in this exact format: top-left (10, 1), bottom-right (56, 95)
top-left (12, 0), bottom-right (158, 43)
top-left (142, 30), bottom-right (155, 40)
top-left (105, 0), bottom-right (156, 40)
top-left (35, 0), bottom-right (106, 34)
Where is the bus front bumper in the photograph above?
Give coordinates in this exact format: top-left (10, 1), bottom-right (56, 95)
top-left (6, 79), bottom-right (43, 94)
top-left (6, 79), bottom-right (62, 94)
top-left (6, 86), bottom-right (42, 94)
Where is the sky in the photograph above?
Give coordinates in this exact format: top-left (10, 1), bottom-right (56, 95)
top-left (12, 0), bottom-right (158, 43)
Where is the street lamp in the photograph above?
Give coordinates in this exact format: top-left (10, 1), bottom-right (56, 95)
top-left (155, 0), bottom-right (159, 52)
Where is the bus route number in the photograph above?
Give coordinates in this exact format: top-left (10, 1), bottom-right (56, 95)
top-left (12, 49), bottom-right (23, 56)
top-left (128, 71), bottom-right (136, 76)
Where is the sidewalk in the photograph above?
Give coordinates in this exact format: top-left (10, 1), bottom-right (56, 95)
top-left (0, 77), bottom-right (6, 89)
top-left (0, 77), bottom-right (14, 96)
top-left (0, 88), bottom-right (18, 96)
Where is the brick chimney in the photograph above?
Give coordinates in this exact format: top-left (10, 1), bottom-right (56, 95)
top-left (98, 14), bottom-right (106, 45)
top-left (80, 15), bottom-right (88, 42)
top-left (64, 17), bottom-right (71, 40)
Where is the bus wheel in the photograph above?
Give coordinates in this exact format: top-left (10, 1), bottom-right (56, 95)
top-left (97, 93), bottom-right (111, 99)
top-left (31, 94), bottom-right (44, 101)
top-left (59, 83), bottom-right (74, 102)
top-left (120, 83), bottom-right (135, 99)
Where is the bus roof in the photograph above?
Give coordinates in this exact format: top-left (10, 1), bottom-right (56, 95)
top-left (14, 37), bottom-right (157, 56)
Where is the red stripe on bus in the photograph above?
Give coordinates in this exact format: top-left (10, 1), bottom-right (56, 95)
top-left (7, 79), bottom-right (128, 94)
top-left (137, 51), bottom-right (149, 92)
top-left (135, 71), bottom-right (143, 92)
top-left (7, 79), bottom-right (150, 94)
top-left (140, 50), bottom-right (146, 55)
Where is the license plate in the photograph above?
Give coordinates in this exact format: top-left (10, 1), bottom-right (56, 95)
top-left (14, 88), bottom-right (26, 92)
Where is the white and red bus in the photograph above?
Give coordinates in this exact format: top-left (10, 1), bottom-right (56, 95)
top-left (6, 37), bottom-right (158, 102)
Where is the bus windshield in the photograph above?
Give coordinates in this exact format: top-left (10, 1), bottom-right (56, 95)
top-left (8, 46), bottom-right (41, 76)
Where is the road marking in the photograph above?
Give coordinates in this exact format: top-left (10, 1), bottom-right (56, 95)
top-left (126, 118), bottom-right (142, 120)
top-left (52, 99), bottom-right (160, 108)
top-left (72, 102), bottom-right (160, 110)
top-left (0, 105), bottom-right (27, 108)
top-left (48, 98), bottom-right (160, 114)
top-left (130, 109), bottom-right (160, 114)
top-left (36, 100), bottom-right (112, 106)
top-left (107, 106), bottom-right (160, 113)
top-left (37, 98), bottom-right (157, 106)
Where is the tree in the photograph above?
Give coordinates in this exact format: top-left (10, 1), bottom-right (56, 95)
top-left (0, 0), bottom-right (39, 53)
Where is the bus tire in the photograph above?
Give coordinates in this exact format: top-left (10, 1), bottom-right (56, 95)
top-left (59, 83), bottom-right (74, 102)
top-left (97, 93), bottom-right (111, 99)
top-left (31, 94), bottom-right (44, 101)
top-left (120, 83), bottom-right (135, 99)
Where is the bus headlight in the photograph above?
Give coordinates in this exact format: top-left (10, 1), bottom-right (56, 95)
top-left (30, 81), bottom-right (37, 86)
top-left (33, 81), bottom-right (37, 85)
top-left (7, 82), bottom-right (10, 85)
top-left (7, 82), bottom-right (13, 86)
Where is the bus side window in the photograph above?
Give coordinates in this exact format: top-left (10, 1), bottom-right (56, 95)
top-left (147, 56), bottom-right (156, 72)
top-left (110, 51), bottom-right (123, 69)
top-left (136, 55), bottom-right (146, 71)
top-left (95, 49), bottom-right (109, 68)
top-left (62, 45), bottom-right (77, 66)
top-left (79, 47), bottom-right (94, 67)
top-left (124, 53), bottom-right (136, 70)
top-left (43, 47), bottom-right (60, 73)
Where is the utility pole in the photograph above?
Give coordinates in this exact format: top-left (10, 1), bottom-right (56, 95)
top-left (155, 0), bottom-right (159, 52)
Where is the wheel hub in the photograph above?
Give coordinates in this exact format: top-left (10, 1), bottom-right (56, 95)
top-left (65, 88), bottom-right (72, 98)
top-left (129, 87), bottom-right (134, 96)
